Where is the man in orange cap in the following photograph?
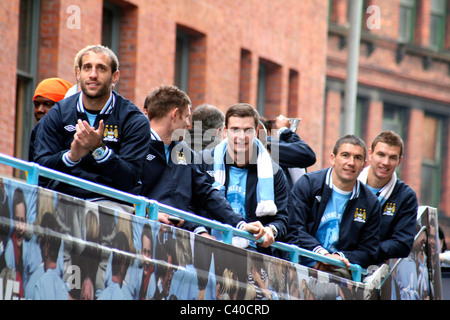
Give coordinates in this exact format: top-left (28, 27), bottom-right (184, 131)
top-left (29, 78), bottom-right (72, 162)
top-left (33, 77), bottom-right (72, 122)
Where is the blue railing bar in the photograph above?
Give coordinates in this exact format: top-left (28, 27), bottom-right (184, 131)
top-left (414, 226), bottom-right (427, 241)
top-left (271, 241), bottom-right (366, 281)
top-left (0, 153), bottom-right (366, 281)
top-left (150, 201), bottom-right (264, 245)
top-left (0, 153), bottom-right (145, 212)
top-left (146, 202), bottom-right (366, 281)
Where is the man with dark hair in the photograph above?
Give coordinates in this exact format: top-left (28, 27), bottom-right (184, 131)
top-left (140, 85), bottom-right (265, 240)
top-left (98, 231), bottom-right (132, 300)
top-left (2, 188), bottom-right (28, 298)
top-left (125, 223), bottom-right (156, 300)
top-left (33, 212), bottom-right (67, 300)
top-left (32, 78), bottom-right (73, 123)
top-left (32, 45), bottom-right (150, 212)
top-left (291, 134), bottom-right (381, 277)
top-left (188, 103), bottom-right (225, 151)
top-left (358, 130), bottom-right (418, 263)
top-left (196, 103), bottom-right (289, 255)
top-left (29, 77), bottom-right (73, 162)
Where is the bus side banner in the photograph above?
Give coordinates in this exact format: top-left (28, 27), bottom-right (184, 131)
top-left (0, 176), bottom-right (439, 300)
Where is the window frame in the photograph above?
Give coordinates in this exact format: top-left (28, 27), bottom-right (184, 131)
top-left (398, 0), bottom-right (417, 44)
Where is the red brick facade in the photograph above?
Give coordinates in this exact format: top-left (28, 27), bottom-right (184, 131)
top-left (0, 0), bottom-right (328, 171)
top-left (327, 0), bottom-right (450, 226)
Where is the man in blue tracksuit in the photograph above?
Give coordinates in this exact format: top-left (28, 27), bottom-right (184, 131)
top-left (32, 45), bottom-right (150, 205)
top-left (139, 85), bottom-right (265, 239)
top-left (291, 135), bottom-right (381, 276)
top-left (358, 130), bottom-right (418, 263)
top-left (195, 103), bottom-right (289, 255)
top-left (264, 115), bottom-right (316, 188)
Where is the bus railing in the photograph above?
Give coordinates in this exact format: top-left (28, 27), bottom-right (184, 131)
top-left (0, 152), bottom-right (367, 281)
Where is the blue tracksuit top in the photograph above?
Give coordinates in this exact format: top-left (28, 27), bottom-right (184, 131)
top-left (33, 91), bottom-right (151, 199)
top-left (195, 146), bottom-right (289, 242)
top-left (139, 138), bottom-right (246, 232)
top-left (377, 179), bottom-right (418, 262)
top-left (291, 168), bottom-right (381, 268)
top-left (267, 128), bottom-right (316, 178)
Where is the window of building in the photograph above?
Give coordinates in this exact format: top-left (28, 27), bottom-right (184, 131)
top-left (239, 49), bottom-right (252, 104)
top-left (429, 0), bottom-right (447, 50)
top-left (287, 69), bottom-right (299, 118)
top-left (382, 103), bottom-right (406, 134)
top-left (16, 0), bottom-right (40, 166)
top-left (257, 62), bottom-right (267, 115)
top-left (175, 29), bottom-right (190, 93)
top-left (398, 0), bottom-right (417, 43)
top-left (102, 1), bottom-right (120, 92)
top-left (102, 1), bottom-right (120, 53)
top-left (355, 97), bottom-right (369, 141)
top-left (174, 26), bottom-right (206, 107)
top-left (257, 59), bottom-right (282, 119)
top-left (421, 113), bottom-right (442, 207)
top-left (382, 103), bottom-right (408, 178)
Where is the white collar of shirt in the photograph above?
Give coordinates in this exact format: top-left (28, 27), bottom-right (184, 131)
top-left (150, 128), bottom-right (163, 141)
top-left (77, 91), bottom-right (115, 114)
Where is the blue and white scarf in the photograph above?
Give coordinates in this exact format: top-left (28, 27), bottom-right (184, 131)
top-left (212, 138), bottom-right (277, 217)
top-left (358, 166), bottom-right (397, 207)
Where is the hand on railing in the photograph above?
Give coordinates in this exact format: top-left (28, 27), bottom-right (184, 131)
top-left (241, 221), bottom-right (266, 243)
top-left (314, 253), bottom-right (351, 272)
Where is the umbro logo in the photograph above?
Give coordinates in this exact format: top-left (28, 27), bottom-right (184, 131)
top-left (146, 154), bottom-right (155, 161)
top-left (64, 125), bottom-right (76, 132)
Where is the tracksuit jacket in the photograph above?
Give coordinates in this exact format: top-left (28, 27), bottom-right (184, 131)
top-left (267, 128), bottom-right (316, 187)
top-left (196, 146), bottom-right (290, 244)
top-left (291, 168), bottom-right (381, 268)
top-left (139, 138), bottom-right (246, 232)
top-left (33, 91), bottom-right (151, 199)
top-left (378, 179), bottom-right (418, 262)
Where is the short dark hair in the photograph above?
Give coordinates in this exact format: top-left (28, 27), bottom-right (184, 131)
top-left (144, 85), bottom-right (191, 120)
top-left (39, 212), bottom-right (61, 262)
top-left (192, 104), bottom-right (224, 130)
top-left (333, 134), bottom-right (367, 160)
top-left (12, 187), bottom-right (26, 219)
top-left (371, 130), bottom-right (404, 158)
top-left (225, 103), bottom-right (260, 129)
top-left (111, 231), bottom-right (131, 275)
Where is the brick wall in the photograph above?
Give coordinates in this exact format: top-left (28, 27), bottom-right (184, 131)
top-left (2, 0), bottom-right (450, 232)
top-left (1, 0), bottom-right (328, 176)
top-left (0, 0), bottom-right (20, 176)
top-left (327, 0), bottom-right (450, 232)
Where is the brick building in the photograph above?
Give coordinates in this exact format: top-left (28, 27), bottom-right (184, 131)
top-left (326, 0), bottom-right (450, 235)
top-left (1, 1), bottom-right (450, 234)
